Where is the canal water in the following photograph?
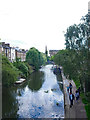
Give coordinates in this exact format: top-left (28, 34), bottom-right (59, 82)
top-left (2, 65), bottom-right (64, 118)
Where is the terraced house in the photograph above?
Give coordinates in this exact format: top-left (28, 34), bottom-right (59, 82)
top-left (15, 48), bottom-right (28, 61)
top-left (1, 42), bottom-right (28, 62)
top-left (1, 42), bottom-right (12, 62)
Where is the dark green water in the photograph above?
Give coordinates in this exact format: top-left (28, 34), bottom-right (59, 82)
top-left (2, 65), bottom-right (64, 118)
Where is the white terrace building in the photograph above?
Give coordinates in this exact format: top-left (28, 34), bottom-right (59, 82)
top-left (11, 47), bottom-right (16, 62)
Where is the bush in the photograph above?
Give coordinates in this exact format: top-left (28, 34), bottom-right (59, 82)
top-left (17, 62), bottom-right (28, 77)
top-left (2, 66), bottom-right (18, 86)
top-left (2, 56), bottom-right (20, 87)
top-left (74, 79), bottom-right (80, 89)
top-left (80, 92), bottom-right (90, 119)
top-left (85, 104), bottom-right (90, 119)
top-left (24, 62), bottom-right (34, 75)
top-left (13, 61), bottom-right (28, 77)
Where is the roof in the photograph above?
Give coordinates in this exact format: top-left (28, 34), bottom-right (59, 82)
top-left (49, 50), bottom-right (59, 52)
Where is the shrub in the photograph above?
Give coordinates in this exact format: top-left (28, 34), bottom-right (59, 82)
top-left (2, 56), bottom-right (20, 87)
top-left (13, 60), bottom-right (28, 77)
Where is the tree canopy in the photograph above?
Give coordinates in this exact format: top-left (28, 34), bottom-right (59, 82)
top-left (52, 14), bottom-right (90, 93)
top-left (26, 47), bottom-right (47, 70)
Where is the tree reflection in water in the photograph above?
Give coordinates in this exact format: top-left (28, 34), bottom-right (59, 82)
top-left (56, 74), bottom-right (63, 92)
top-left (2, 82), bottom-right (28, 118)
top-left (2, 87), bottom-right (19, 118)
top-left (28, 71), bottom-right (44, 91)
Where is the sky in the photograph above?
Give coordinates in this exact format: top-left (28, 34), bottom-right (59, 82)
top-left (0, 0), bottom-right (89, 53)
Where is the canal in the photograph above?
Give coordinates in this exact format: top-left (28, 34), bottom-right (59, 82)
top-left (2, 65), bottom-right (64, 118)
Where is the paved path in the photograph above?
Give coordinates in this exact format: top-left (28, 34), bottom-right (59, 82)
top-left (62, 72), bottom-right (87, 119)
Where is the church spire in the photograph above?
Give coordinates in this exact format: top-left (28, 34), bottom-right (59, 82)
top-left (45, 46), bottom-right (48, 59)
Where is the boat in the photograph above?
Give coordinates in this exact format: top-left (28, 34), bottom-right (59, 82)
top-left (15, 78), bottom-right (26, 84)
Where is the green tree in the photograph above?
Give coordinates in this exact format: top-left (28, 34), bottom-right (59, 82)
top-left (2, 56), bottom-right (20, 87)
top-left (52, 13), bottom-right (90, 119)
top-left (53, 14), bottom-right (90, 93)
top-left (26, 47), bottom-right (39, 70)
top-left (26, 47), bottom-right (46, 70)
top-left (13, 58), bottom-right (28, 77)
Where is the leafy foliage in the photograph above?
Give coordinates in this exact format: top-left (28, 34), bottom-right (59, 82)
top-left (52, 14), bottom-right (90, 118)
top-left (13, 58), bottom-right (28, 77)
top-left (26, 47), bottom-right (47, 70)
top-left (2, 56), bottom-right (20, 87)
top-left (53, 14), bottom-right (90, 93)
top-left (24, 62), bottom-right (34, 75)
top-left (65, 14), bottom-right (89, 50)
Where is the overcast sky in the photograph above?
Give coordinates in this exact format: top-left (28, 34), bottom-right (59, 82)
top-left (0, 0), bottom-right (89, 52)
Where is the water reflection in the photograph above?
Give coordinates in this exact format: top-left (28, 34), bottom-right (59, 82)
top-left (28, 71), bottom-right (44, 91)
top-left (2, 65), bottom-right (64, 118)
top-left (2, 87), bottom-right (19, 118)
top-left (2, 82), bottom-right (28, 118)
top-left (56, 74), bottom-right (63, 92)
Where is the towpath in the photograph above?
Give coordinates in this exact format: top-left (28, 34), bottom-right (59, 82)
top-left (62, 71), bottom-right (87, 119)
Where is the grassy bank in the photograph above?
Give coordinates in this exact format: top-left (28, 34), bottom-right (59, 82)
top-left (80, 92), bottom-right (90, 120)
top-left (2, 56), bottom-right (21, 87)
top-left (2, 56), bottom-right (34, 87)
top-left (13, 58), bottom-right (34, 78)
top-left (74, 79), bottom-right (90, 119)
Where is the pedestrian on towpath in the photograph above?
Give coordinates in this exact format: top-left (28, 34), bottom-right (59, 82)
top-left (69, 83), bottom-right (73, 93)
top-left (77, 87), bottom-right (80, 97)
top-left (69, 92), bottom-right (74, 108)
top-left (67, 86), bottom-right (69, 93)
top-left (75, 90), bottom-right (79, 102)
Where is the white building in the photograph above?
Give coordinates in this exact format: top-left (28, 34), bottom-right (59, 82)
top-left (10, 47), bottom-right (16, 62)
top-left (49, 50), bottom-right (59, 57)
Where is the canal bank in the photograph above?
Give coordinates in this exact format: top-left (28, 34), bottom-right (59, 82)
top-left (61, 70), bottom-right (87, 119)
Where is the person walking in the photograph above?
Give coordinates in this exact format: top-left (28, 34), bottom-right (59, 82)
top-left (69, 83), bottom-right (72, 93)
top-left (77, 87), bottom-right (80, 97)
top-left (67, 86), bottom-right (69, 93)
top-left (69, 91), bottom-right (74, 108)
top-left (75, 90), bottom-right (79, 102)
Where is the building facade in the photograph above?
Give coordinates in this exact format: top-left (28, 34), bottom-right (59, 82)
top-left (1, 42), bottom-right (11, 61)
top-left (11, 47), bottom-right (16, 62)
top-left (15, 49), bottom-right (27, 62)
top-left (49, 50), bottom-right (59, 57)
top-left (1, 42), bottom-right (27, 62)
